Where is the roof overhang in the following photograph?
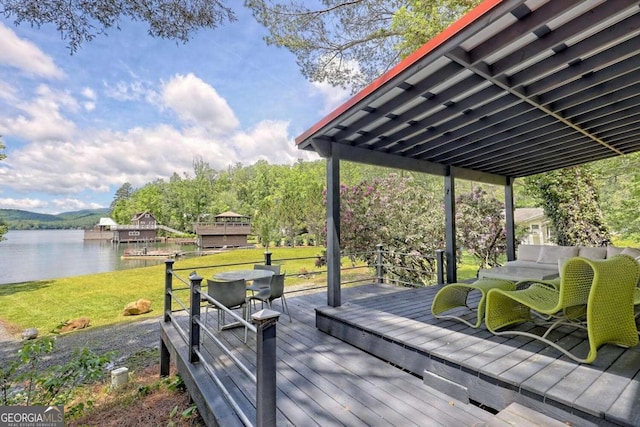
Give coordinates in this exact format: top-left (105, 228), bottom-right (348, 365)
top-left (296, 0), bottom-right (640, 183)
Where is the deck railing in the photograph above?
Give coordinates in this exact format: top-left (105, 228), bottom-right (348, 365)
top-left (160, 246), bottom-right (445, 425)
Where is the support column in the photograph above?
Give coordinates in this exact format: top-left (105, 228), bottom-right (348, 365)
top-left (326, 144), bottom-right (341, 307)
top-left (505, 177), bottom-right (516, 261)
top-left (444, 169), bottom-right (457, 283)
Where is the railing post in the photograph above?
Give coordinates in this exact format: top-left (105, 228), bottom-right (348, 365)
top-left (376, 244), bottom-right (384, 283)
top-left (252, 309), bottom-right (280, 427)
top-left (189, 272), bottom-right (202, 364)
top-left (264, 251), bottom-right (272, 266)
top-left (164, 260), bottom-right (174, 322)
top-left (161, 260), bottom-right (175, 377)
top-left (436, 249), bottom-right (445, 285)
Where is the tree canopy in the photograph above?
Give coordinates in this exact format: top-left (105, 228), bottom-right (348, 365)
top-left (247, 0), bottom-right (481, 91)
top-left (0, 0), bottom-right (236, 53)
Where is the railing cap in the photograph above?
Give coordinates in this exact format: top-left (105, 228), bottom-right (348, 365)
top-left (251, 309), bottom-right (281, 323)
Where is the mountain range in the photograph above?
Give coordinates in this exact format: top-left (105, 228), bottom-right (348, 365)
top-left (0, 208), bottom-right (111, 230)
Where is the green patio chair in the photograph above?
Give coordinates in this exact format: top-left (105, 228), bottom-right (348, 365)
top-left (485, 255), bottom-right (640, 364)
top-left (431, 278), bottom-right (516, 328)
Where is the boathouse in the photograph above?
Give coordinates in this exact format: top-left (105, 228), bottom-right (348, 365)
top-left (193, 211), bottom-right (251, 248)
top-left (112, 211), bottom-right (158, 243)
top-left (83, 217), bottom-right (118, 240)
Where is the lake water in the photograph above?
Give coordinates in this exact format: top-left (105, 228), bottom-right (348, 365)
top-left (0, 229), bottom-right (194, 285)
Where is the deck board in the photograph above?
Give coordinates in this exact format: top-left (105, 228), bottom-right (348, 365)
top-left (315, 283), bottom-right (640, 427)
top-left (163, 284), bottom-right (496, 426)
top-left (164, 282), bottom-right (640, 426)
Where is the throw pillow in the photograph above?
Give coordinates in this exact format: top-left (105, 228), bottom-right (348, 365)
top-left (517, 245), bottom-right (541, 261)
top-left (606, 246), bottom-right (624, 258)
top-left (578, 246), bottom-right (607, 260)
top-left (537, 246), bottom-right (579, 264)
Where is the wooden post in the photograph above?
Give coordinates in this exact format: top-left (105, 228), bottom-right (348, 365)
top-left (189, 272), bottom-right (202, 364)
top-left (505, 177), bottom-right (516, 261)
top-left (376, 244), bottom-right (384, 283)
top-left (444, 169), bottom-right (457, 283)
top-left (160, 260), bottom-right (174, 377)
top-left (252, 309), bottom-right (280, 427)
top-left (326, 143), bottom-right (341, 307)
top-left (164, 260), bottom-right (174, 322)
top-left (436, 249), bottom-right (445, 285)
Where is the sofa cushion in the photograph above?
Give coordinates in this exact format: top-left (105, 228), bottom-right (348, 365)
top-left (536, 246), bottom-right (579, 264)
top-left (504, 260), bottom-right (559, 271)
top-left (517, 245), bottom-right (542, 261)
top-left (578, 246), bottom-right (607, 260)
top-left (606, 246), bottom-right (625, 258)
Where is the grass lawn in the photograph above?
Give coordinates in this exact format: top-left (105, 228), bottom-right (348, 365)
top-left (0, 245), bottom-right (483, 337)
top-left (0, 246), bottom-right (362, 336)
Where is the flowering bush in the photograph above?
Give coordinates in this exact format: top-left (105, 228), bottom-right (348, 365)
top-left (455, 186), bottom-right (506, 270)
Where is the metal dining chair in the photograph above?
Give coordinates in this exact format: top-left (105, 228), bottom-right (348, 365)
top-left (247, 265), bottom-right (281, 310)
top-left (203, 278), bottom-right (249, 343)
top-left (246, 274), bottom-right (291, 322)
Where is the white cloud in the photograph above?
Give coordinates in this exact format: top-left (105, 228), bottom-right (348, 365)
top-left (0, 85), bottom-right (77, 141)
top-left (0, 23), bottom-right (65, 79)
top-left (0, 197), bottom-right (48, 210)
top-left (162, 73), bottom-right (239, 134)
top-left (310, 80), bottom-right (351, 115)
top-left (81, 87), bottom-right (97, 111)
top-left (82, 88), bottom-right (96, 100)
top-left (103, 80), bottom-right (158, 103)
top-left (51, 198), bottom-right (103, 212)
top-left (0, 80), bottom-right (19, 103)
top-left (0, 73), bottom-right (316, 208)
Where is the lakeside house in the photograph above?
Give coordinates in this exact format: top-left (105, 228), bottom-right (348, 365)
top-left (83, 217), bottom-right (118, 240)
top-left (112, 211), bottom-right (158, 243)
top-left (193, 211), bottom-right (251, 248)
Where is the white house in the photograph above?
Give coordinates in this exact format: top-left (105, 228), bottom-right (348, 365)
top-left (515, 208), bottom-right (552, 245)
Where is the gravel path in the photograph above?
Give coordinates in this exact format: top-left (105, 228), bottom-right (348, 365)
top-left (0, 283), bottom-right (326, 369)
top-left (0, 316), bottom-right (163, 369)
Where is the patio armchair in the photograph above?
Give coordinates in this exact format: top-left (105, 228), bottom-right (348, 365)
top-left (485, 255), bottom-right (640, 363)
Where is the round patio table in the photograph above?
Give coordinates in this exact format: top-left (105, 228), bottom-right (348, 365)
top-left (213, 269), bottom-right (274, 281)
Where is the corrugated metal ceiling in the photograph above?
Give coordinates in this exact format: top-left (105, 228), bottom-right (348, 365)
top-left (296, 0), bottom-right (640, 181)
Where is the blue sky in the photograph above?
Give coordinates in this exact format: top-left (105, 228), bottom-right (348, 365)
top-left (0, 6), bottom-right (350, 214)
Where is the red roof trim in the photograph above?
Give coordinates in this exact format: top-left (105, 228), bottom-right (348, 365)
top-left (295, 0), bottom-right (503, 145)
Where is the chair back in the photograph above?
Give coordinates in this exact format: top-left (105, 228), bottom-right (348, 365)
top-left (254, 264), bottom-right (282, 275)
top-left (269, 274), bottom-right (286, 301)
top-left (206, 279), bottom-right (246, 308)
top-left (557, 257), bottom-right (596, 310)
top-left (585, 254), bottom-right (639, 355)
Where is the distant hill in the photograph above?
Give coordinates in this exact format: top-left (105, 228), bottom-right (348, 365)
top-left (0, 208), bottom-right (111, 230)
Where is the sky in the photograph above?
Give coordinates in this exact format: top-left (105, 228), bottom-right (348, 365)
top-left (0, 6), bottom-right (351, 214)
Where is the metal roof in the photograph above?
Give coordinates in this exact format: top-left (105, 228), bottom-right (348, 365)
top-left (295, 0), bottom-right (640, 184)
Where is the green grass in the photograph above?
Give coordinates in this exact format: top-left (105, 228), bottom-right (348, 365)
top-left (0, 245), bottom-right (486, 336)
top-left (0, 246), bottom-right (361, 335)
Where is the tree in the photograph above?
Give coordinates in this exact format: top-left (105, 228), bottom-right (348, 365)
top-left (522, 166), bottom-right (610, 246)
top-left (246, 0), bottom-right (480, 91)
top-left (0, 0), bottom-right (236, 53)
top-left (456, 186), bottom-right (506, 270)
top-left (339, 174), bottom-right (445, 285)
top-left (109, 182), bottom-right (133, 213)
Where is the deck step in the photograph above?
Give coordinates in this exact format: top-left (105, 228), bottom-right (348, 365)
top-left (486, 402), bottom-right (567, 426)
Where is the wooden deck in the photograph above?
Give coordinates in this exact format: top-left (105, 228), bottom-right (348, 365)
top-left (316, 283), bottom-right (640, 427)
top-left (161, 284), bottom-right (522, 426)
top-left (161, 282), bottom-right (640, 426)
